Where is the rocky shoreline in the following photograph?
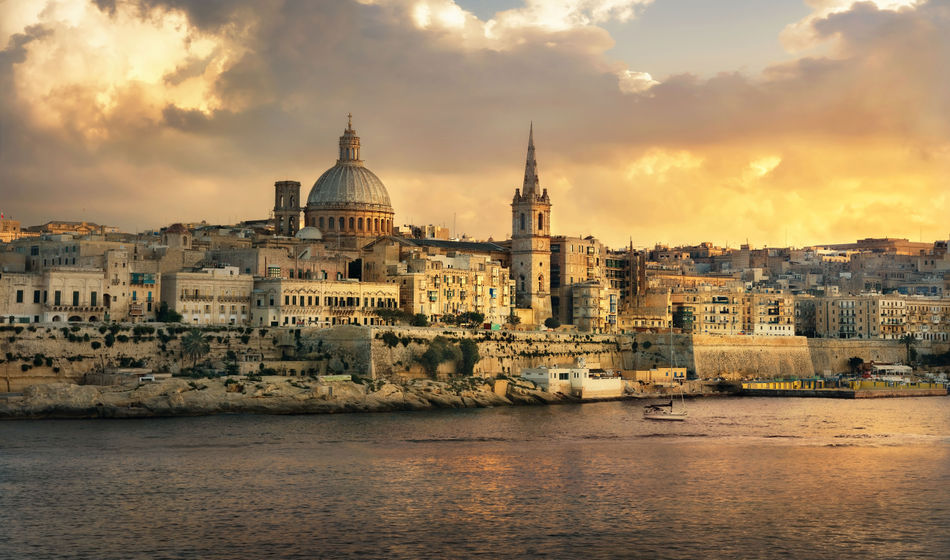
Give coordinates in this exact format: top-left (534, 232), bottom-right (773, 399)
top-left (0, 376), bottom-right (593, 420)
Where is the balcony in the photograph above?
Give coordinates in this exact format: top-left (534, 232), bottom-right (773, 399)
top-left (46, 304), bottom-right (106, 313)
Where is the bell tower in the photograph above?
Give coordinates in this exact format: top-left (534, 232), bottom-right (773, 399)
top-left (273, 180), bottom-right (301, 236)
top-left (511, 123), bottom-right (552, 323)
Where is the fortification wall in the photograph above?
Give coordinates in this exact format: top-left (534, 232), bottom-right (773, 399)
top-left (623, 333), bottom-right (912, 379)
top-left (369, 327), bottom-right (623, 378)
top-left (0, 324), bottom-right (284, 392)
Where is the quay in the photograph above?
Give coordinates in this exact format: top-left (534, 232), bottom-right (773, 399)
top-left (741, 379), bottom-right (947, 399)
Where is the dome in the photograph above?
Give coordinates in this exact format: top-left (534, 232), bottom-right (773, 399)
top-left (305, 115), bottom-right (393, 212)
top-left (306, 163), bottom-right (392, 210)
top-left (295, 226), bottom-right (323, 241)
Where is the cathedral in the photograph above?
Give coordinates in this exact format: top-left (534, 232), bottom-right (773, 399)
top-left (269, 117), bottom-right (554, 325)
top-left (272, 114), bottom-right (395, 250)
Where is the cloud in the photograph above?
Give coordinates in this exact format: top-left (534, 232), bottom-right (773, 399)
top-left (0, 0), bottom-right (948, 249)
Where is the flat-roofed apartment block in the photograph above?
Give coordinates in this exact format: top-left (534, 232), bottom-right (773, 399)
top-left (161, 266), bottom-right (253, 326)
top-left (814, 295), bottom-right (907, 339)
top-left (741, 292), bottom-right (795, 336)
top-left (251, 279), bottom-right (398, 327)
top-left (570, 281), bottom-right (619, 333)
top-left (391, 252), bottom-right (515, 326)
top-left (676, 287), bottom-right (743, 335)
top-left (904, 297), bottom-right (950, 342)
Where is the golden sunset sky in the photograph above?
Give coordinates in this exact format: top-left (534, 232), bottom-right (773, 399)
top-left (0, 0), bottom-right (946, 248)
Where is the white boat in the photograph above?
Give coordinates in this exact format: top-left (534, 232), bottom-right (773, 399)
top-left (643, 399), bottom-right (688, 421)
top-left (644, 325), bottom-right (688, 421)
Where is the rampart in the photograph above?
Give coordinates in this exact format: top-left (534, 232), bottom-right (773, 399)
top-left (0, 323), bottom-right (934, 392)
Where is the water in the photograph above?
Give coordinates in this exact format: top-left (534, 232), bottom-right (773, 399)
top-left (1, 397), bottom-right (949, 559)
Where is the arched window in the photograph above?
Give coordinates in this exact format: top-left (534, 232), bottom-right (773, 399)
top-left (349, 217), bottom-right (355, 230)
top-left (374, 218), bottom-right (379, 232)
top-left (290, 195), bottom-right (295, 207)
top-left (358, 217), bottom-right (363, 231)
top-left (520, 213), bottom-right (526, 231)
top-left (538, 274), bottom-right (544, 292)
top-left (338, 217), bottom-right (344, 230)
top-left (538, 213), bottom-right (543, 231)
top-left (279, 195), bottom-right (284, 207)
top-left (319, 217), bottom-right (324, 229)
top-left (327, 217), bottom-right (334, 230)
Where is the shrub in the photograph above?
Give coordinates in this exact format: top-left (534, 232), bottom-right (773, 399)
top-left (32, 354), bottom-right (44, 367)
top-left (116, 335), bottom-right (129, 343)
top-left (409, 313), bottom-right (429, 327)
top-left (104, 333), bottom-right (115, 347)
top-left (544, 317), bottom-right (561, 329)
top-left (91, 341), bottom-right (102, 350)
top-left (381, 331), bottom-right (399, 348)
top-left (13, 326), bottom-right (24, 334)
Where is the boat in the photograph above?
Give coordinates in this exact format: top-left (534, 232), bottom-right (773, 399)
top-left (643, 324), bottom-right (688, 421)
top-left (643, 397), bottom-right (688, 421)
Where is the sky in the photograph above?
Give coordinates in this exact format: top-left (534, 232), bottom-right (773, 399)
top-left (0, 0), bottom-right (947, 249)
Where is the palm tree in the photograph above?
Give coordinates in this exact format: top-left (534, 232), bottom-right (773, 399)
top-left (181, 328), bottom-right (210, 369)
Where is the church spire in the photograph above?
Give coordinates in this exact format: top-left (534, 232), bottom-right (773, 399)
top-left (338, 113), bottom-right (362, 164)
top-left (522, 122), bottom-right (540, 196)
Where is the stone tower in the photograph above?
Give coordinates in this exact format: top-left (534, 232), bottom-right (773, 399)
top-left (273, 180), bottom-right (301, 236)
top-left (511, 123), bottom-right (552, 323)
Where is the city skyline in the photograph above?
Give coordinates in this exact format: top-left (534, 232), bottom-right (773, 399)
top-left (2, 0), bottom-right (947, 248)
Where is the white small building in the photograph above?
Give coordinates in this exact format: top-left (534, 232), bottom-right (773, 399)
top-left (521, 358), bottom-right (624, 399)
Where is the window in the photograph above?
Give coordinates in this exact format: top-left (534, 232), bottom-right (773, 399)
top-left (284, 295), bottom-right (290, 305)
top-left (339, 217), bottom-right (344, 230)
top-left (54, 291), bottom-right (61, 306)
top-left (72, 291), bottom-right (79, 306)
top-left (520, 213), bottom-right (525, 231)
top-left (319, 217), bottom-right (325, 229)
top-left (91, 292), bottom-right (97, 307)
top-left (349, 217), bottom-right (355, 230)
top-left (15, 290), bottom-right (23, 303)
top-left (358, 217), bottom-right (363, 231)
top-left (538, 212), bottom-right (543, 231)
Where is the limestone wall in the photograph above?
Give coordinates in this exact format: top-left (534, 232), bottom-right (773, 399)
top-left (0, 324), bottom-right (284, 392)
top-left (369, 326), bottom-right (624, 378)
top-left (623, 333), bottom-right (912, 379)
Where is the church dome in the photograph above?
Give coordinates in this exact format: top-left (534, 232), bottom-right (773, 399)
top-left (306, 116), bottom-right (393, 211)
top-left (307, 165), bottom-right (391, 210)
top-left (295, 226), bottom-right (323, 240)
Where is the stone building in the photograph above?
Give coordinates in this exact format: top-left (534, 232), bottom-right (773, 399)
top-left (303, 115), bottom-right (395, 249)
top-left (905, 297), bottom-right (950, 342)
top-left (251, 279), bottom-right (399, 327)
top-left (367, 247), bottom-right (514, 326)
top-left (813, 295), bottom-right (907, 339)
top-left (0, 218), bottom-right (21, 243)
top-left (741, 292), bottom-right (795, 336)
top-left (549, 235), bottom-right (608, 325)
top-left (570, 281), bottom-right (619, 333)
top-left (510, 123), bottom-right (552, 324)
top-left (161, 266), bottom-right (254, 326)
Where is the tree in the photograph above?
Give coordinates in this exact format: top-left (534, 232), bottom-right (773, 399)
top-left (458, 312), bottom-right (485, 328)
top-left (848, 356), bottom-right (864, 375)
top-left (409, 313), bottom-right (429, 327)
top-left (181, 328), bottom-right (210, 369)
top-left (544, 317), bottom-right (561, 329)
top-left (375, 308), bottom-right (409, 324)
top-left (506, 313), bottom-right (520, 326)
top-left (459, 338), bottom-right (480, 376)
top-left (899, 334), bottom-right (917, 365)
top-left (417, 336), bottom-right (461, 376)
top-left (156, 302), bottom-right (183, 323)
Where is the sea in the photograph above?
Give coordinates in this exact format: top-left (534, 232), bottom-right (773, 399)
top-left (1, 396), bottom-right (948, 559)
